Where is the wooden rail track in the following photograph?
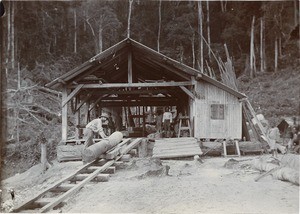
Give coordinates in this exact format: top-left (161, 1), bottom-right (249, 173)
top-left (12, 138), bottom-right (143, 213)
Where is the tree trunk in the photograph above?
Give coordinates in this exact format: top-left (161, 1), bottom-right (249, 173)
top-left (82, 131), bottom-right (123, 163)
top-left (99, 27), bottom-right (103, 53)
top-left (127, 0), bottom-right (133, 38)
top-left (198, 1), bottom-right (203, 73)
top-left (41, 142), bottom-right (51, 173)
top-left (206, 1), bottom-right (211, 62)
top-left (220, 0), bottom-right (224, 12)
top-left (86, 19), bottom-right (98, 54)
top-left (74, 9), bottom-right (77, 53)
top-left (260, 17), bottom-right (266, 72)
top-left (6, 1), bottom-right (11, 76)
top-left (16, 108), bottom-right (20, 143)
top-left (279, 12), bottom-right (282, 57)
top-left (191, 32), bottom-right (195, 68)
top-left (294, 0), bottom-right (298, 26)
top-left (11, 1), bottom-right (15, 70)
top-left (250, 16), bottom-right (255, 79)
top-left (157, 0), bottom-right (162, 53)
top-left (275, 38), bottom-right (278, 73)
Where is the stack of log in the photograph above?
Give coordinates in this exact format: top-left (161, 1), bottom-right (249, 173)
top-left (253, 154), bottom-right (299, 185)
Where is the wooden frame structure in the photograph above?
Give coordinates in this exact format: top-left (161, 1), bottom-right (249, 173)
top-left (46, 38), bottom-right (246, 142)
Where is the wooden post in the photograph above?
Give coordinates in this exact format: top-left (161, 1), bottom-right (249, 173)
top-left (41, 141), bottom-right (51, 173)
top-left (84, 101), bottom-right (90, 124)
top-left (128, 51), bottom-right (133, 83)
top-left (235, 140), bottom-right (241, 157)
top-left (75, 96), bottom-right (80, 139)
top-left (222, 140), bottom-right (227, 157)
top-left (61, 88), bottom-right (68, 142)
top-left (260, 17), bottom-right (264, 72)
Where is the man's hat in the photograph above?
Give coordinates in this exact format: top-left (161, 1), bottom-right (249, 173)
top-left (99, 113), bottom-right (108, 119)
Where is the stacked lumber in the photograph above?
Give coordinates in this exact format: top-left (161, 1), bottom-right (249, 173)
top-left (152, 137), bottom-right (203, 159)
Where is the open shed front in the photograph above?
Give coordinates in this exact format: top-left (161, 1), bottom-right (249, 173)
top-left (46, 38), bottom-right (246, 143)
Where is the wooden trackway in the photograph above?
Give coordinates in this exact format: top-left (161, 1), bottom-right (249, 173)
top-left (13, 138), bottom-right (143, 213)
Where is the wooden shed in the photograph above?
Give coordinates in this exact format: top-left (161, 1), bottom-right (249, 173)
top-left (46, 38), bottom-right (246, 142)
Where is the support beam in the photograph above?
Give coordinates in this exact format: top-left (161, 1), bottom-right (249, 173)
top-left (179, 86), bottom-right (195, 100)
top-left (75, 97), bottom-right (80, 139)
top-left (89, 95), bottom-right (105, 112)
top-left (68, 81), bottom-right (194, 89)
top-left (128, 51), bottom-right (133, 83)
top-left (75, 93), bottom-right (93, 112)
top-left (61, 88), bottom-right (68, 141)
top-left (84, 101), bottom-right (90, 124)
top-left (62, 84), bottom-right (84, 107)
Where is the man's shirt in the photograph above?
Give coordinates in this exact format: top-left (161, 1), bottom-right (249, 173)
top-left (163, 112), bottom-right (173, 123)
top-left (86, 118), bottom-right (104, 134)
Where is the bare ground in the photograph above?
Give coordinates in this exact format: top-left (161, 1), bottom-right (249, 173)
top-left (2, 155), bottom-right (298, 214)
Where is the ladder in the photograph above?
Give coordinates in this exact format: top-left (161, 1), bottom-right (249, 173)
top-left (177, 116), bottom-right (192, 138)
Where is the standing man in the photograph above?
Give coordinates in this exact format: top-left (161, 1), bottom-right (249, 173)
top-left (163, 107), bottom-right (173, 138)
top-left (83, 114), bottom-right (108, 148)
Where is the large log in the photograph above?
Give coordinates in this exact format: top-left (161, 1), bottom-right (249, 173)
top-left (82, 131), bottom-right (123, 163)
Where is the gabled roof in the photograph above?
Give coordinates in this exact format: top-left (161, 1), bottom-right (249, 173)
top-left (46, 38), bottom-right (246, 99)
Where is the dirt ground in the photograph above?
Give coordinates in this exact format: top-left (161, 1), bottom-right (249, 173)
top-left (1, 155), bottom-right (299, 214)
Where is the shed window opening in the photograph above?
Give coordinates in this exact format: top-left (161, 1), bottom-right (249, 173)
top-left (211, 104), bottom-right (225, 120)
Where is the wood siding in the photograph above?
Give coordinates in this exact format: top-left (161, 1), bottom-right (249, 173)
top-left (194, 80), bottom-right (242, 139)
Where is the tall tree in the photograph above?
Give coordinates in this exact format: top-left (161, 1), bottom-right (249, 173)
top-left (157, 0), bottom-right (162, 52)
top-left (81, 2), bottom-right (121, 54)
top-left (198, 1), bottom-right (203, 72)
top-left (127, 0), bottom-right (133, 38)
top-left (250, 16), bottom-right (256, 78)
top-left (206, 1), bottom-right (211, 62)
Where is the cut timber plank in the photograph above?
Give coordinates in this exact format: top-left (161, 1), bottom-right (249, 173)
top-left (50, 184), bottom-right (76, 193)
top-left (33, 198), bottom-right (55, 207)
top-left (154, 137), bottom-right (196, 142)
top-left (71, 174), bottom-right (110, 182)
top-left (68, 81), bottom-right (194, 89)
top-left (120, 138), bottom-right (143, 155)
top-left (82, 166), bottom-right (115, 174)
top-left (154, 148), bottom-right (201, 155)
top-left (13, 159), bottom-right (101, 212)
top-left (153, 143), bottom-right (199, 149)
top-left (152, 137), bottom-right (202, 159)
top-left (153, 147), bottom-right (200, 153)
top-left (113, 161), bottom-right (125, 169)
top-left (39, 160), bottom-right (115, 213)
top-left (153, 151), bottom-right (202, 159)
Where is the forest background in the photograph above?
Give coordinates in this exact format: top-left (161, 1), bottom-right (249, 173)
top-left (0, 0), bottom-right (299, 179)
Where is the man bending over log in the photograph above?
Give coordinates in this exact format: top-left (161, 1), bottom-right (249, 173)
top-left (84, 114), bottom-right (108, 148)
